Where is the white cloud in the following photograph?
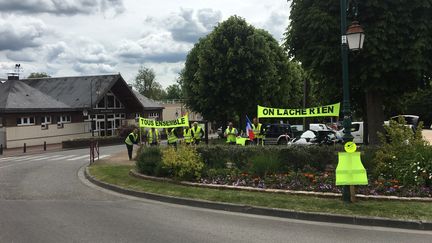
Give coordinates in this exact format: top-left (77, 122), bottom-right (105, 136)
top-left (0, 15), bottom-right (49, 51)
top-left (116, 33), bottom-right (192, 63)
top-left (73, 63), bottom-right (116, 74)
top-left (0, 0), bottom-right (125, 16)
top-left (0, 1), bottom-right (291, 88)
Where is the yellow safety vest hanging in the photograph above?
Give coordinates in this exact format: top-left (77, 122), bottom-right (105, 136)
top-left (336, 142), bottom-right (368, 185)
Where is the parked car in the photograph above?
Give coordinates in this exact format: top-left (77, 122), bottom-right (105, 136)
top-left (292, 130), bottom-right (341, 145)
top-left (262, 123), bottom-right (293, 145)
top-left (339, 121), bottom-right (364, 144)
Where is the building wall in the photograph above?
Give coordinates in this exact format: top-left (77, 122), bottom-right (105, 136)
top-left (5, 122), bottom-right (91, 148)
top-left (3, 111), bottom-right (83, 127)
top-left (162, 103), bottom-right (203, 121)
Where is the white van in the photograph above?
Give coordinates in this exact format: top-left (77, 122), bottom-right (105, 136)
top-left (309, 123), bottom-right (327, 131)
top-left (339, 121), bottom-right (364, 144)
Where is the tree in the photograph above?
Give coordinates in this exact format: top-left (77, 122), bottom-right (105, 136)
top-left (285, 0), bottom-right (432, 144)
top-left (165, 84), bottom-right (183, 100)
top-left (27, 72), bottom-right (50, 78)
top-left (133, 66), bottom-right (166, 100)
top-left (181, 16), bottom-right (303, 128)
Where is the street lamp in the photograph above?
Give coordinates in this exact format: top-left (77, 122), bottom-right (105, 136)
top-left (340, 0), bottom-right (365, 202)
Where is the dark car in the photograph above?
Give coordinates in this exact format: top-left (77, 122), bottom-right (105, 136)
top-left (263, 123), bottom-right (294, 145)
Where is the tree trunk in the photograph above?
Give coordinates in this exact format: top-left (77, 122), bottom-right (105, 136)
top-left (366, 91), bottom-right (385, 145)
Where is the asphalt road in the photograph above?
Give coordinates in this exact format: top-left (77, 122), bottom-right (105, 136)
top-left (0, 145), bottom-right (431, 243)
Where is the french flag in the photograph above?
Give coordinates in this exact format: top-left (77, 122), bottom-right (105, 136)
top-left (246, 116), bottom-right (255, 140)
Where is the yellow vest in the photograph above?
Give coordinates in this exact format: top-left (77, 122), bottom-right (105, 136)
top-left (125, 132), bottom-right (138, 145)
top-left (225, 127), bottom-right (237, 143)
top-left (147, 129), bottom-right (159, 143)
top-left (167, 128), bottom-right (178, 144)
top-left (192, 126), bottom-right (203, 140)
top-left (252, 123), bottom-right (262, 138)
top-left (183, 128), bottom-right (193, 143)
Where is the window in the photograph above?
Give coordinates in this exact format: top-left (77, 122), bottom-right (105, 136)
top-left (41, 116), bottom-right (51, 124)
top-left (107, 95), bottom-right (115, 108)
top-left (96, 97), bottom-right (105, 109)
top-left (148, 112), bottom-right (159, 118)
top-left (115, 98), bottom-right (123, 108)
top-left (58, 115), bottom-right (71, 123)
top-left (17, 117), bottom-right (35, 126)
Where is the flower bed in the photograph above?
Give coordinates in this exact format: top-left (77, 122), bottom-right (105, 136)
top-left (199, 170), bottom-right (432, 197)
top-left (135, 119), bottom-right (432, 198)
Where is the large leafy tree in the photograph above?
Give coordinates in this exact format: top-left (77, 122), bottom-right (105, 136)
top-left (285, 1), bottom-right (432, 144)
top-left (181, 16), bottom-right (303, 128)
top-left (27, 72), bottom-right (50, 78)
top-left (165, 83), bottom-right (183, 100)
top-left (133, 66), bottom-right (166, 100)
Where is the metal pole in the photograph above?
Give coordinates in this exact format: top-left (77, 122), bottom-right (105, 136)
top-left (341, 0), bottom-right (352, 202)
top-left (0, 144), bottom-right (3, 155)
top-left (23, 143), bottom-right (26, 153)
top-left (44, 141), bottom-right (46, 151)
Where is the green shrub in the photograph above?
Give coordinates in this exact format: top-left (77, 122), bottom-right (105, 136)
top-left (136, 146), bottom-right (162, 176)
top-left (196, 145), bottom-right (338, 173)
top-left (162, 145), bottom-right (205, 181)
top-left (373, 117), bottom-right (432, 186)
top-left (249, 153), bottom-right (281, 177)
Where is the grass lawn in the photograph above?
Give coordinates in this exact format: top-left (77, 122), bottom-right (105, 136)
top-left (89, 164), bottom-right (432, 221)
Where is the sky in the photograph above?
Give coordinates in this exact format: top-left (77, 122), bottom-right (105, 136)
top-left (0, 0), bottom-right (290, 88)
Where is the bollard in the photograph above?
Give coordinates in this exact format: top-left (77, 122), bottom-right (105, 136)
top-left (0, 144), bottom-right (3, 155)
top-left (44, 141), bottom-right (47, 151)
top-left (23, 143), bottom-right (26, 153)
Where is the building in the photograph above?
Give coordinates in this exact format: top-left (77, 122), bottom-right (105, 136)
top-left (0, 74), bottom-right (163, 148)
top-left (161, 99), bottom-right (203, 121)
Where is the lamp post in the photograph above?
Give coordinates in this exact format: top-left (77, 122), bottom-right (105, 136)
top-left (340, 0), bottom-right (365, 202)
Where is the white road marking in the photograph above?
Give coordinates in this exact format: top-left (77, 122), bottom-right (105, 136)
top-left (47, 155), bottom-right (76, 161)
top-left (67, 155), bottom-right (89, 161)
top-left (0, 156), bottom-right (31, 161)
top-left (14, 155), bottom-right (47, 161)
top-left (33, 155), bottom-right (64, 161)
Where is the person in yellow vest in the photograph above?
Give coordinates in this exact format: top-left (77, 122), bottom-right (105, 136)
top-left (252, 117), bottom-right (264, 145)
top-left (224, 122), bottom-right (238, 145)
top-left (191, 122), bottom-right (204, 145)
top-left (147, 127), bottom-right (160, 146)
top-left (166, 127), bottom-right (179, 148)
top-left (183, 126), bottom-right (193, 145)
top-left (125, 128), bottom-right (139, 160)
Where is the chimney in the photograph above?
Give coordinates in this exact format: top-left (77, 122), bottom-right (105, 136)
top-left (7, 64), bottom-right (21, 80)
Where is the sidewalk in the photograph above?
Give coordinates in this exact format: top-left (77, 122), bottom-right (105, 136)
top-left (0, 143), bottom-right (63, 157)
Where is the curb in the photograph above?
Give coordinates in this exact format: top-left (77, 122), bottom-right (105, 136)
top-left (85, 167), bottom-right (432, 231)
top-left (129, 170), bottom-right (432, 202)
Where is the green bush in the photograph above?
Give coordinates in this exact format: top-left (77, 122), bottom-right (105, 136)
top-left (373, 117), bottom-right (432, 186)
top-left (162, 145), bottom-right (205, 181)
top-left (136, 146), bottom-right (162, 176)
top-left (196, 145), bottom-right (338, 173)
top-left (249, 153), bottom-right (281, 177)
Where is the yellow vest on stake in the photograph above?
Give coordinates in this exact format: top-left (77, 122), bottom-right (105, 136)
top-left (336, 152), bottom-right (368, 185)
